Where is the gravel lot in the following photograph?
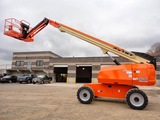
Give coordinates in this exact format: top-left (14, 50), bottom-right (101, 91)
top-left (0, 83), bottom-right (160, 120)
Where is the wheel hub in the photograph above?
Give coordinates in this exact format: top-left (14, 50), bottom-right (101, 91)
top-left (80, 89), bottom-right (90, 101)
top-left (83, 93), bottom-right (87, 97)
top-left (134, 97), bottom-right (139, 102)
top-left (130, 93), bottom-right (144, 107)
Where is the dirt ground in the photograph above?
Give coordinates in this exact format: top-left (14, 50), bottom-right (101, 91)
top-left (0, 83), bottom-right (160, 120)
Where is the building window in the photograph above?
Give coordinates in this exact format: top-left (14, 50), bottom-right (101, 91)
top-left (27, 61), bottom-right (32, 70)
top-left (157, 74), bottom-right (160, 79)
top-left (157, 65), bottom-right (160, 71)
top-left (36, 60), bottom-right (43, 66)
top-left (15, 61), bottom-right (24, 66)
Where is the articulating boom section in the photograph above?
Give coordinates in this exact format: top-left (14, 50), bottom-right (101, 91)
top-left (4, 18), bottom-right (156, 67)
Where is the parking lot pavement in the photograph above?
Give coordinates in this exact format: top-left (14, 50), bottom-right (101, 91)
top-left (34, 83), bottom-right (83, 88)
top-left (0, 83), bottom-right (160, 120)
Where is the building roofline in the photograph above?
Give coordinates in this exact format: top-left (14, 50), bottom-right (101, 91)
top-left (13, 51), bottom-right (62, 58)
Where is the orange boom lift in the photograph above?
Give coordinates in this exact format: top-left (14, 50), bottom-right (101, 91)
top-left (4, 18), bottom-right (157, 110)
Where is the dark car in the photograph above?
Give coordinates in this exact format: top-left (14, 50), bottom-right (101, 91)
top-left (0, 75), bottom-right (17, 83)
top-left (32, 75), bottom-right (52, 84)
top-left (0, 73), bottom-right (8, 79)
top-left (0, 74), bottom-right (4, 79)
top-left (18, 74), bottom-right (36, 83)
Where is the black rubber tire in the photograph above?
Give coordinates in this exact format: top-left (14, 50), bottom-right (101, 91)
top-left (77, 86), bottom-right (94, 104)
top-left (126, 89), bottom-right (148, 110)
top-left (41, 80), bottom-right (44, 84)
top-left (9, 80), bottom-right (12, 83)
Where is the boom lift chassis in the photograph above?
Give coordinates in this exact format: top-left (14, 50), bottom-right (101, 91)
top-left (4, 18), bottom-right (157, 110)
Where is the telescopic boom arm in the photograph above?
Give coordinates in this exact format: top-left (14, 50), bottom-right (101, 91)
top-left (4, 18), bottom-right (156, 67)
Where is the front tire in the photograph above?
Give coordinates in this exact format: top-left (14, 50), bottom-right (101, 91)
top-left (33, 82), bottom-right (36, 84)
top-left (77, 86), bottom-right (94, 104)
top-left (9, 80), bottom-right (12, 83)
top-left (41, 80), bottom-right (44, 84)
top-left (126, 89), bottom-right (148, 110)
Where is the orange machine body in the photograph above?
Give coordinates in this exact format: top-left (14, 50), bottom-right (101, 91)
top-left (98, 64), bottom-right (156, 86)
top-left (83, 83), bottom-right (134, 99)
top-left (83, 63), bottom-right (156, 99)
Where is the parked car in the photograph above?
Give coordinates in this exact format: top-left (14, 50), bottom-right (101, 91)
top-left (0, 73), bottom-right (8, 79)
top-left (32, 75), bottom-right (52, 84)
top-left (18, 74), bottom-right (36, 83)
top-left (0, 74), bottom-right (4, 79)
top-left (0, 75), bottom-right (17, 83)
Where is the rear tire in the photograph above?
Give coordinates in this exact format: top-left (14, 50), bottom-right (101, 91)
top-left (126, 89), bottom-right (148, 110)
top-left (77, 86), bottom-right (94, 104)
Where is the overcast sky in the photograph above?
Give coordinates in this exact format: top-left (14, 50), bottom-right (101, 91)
top-left (0, 0), bottom-right (160, 65)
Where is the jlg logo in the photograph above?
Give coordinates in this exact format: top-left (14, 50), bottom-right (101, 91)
top-left (133, 77), bottom-right (148, 82)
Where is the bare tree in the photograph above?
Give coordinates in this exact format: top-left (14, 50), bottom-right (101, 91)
top-left (147, 42), bottom-right (160, 57)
